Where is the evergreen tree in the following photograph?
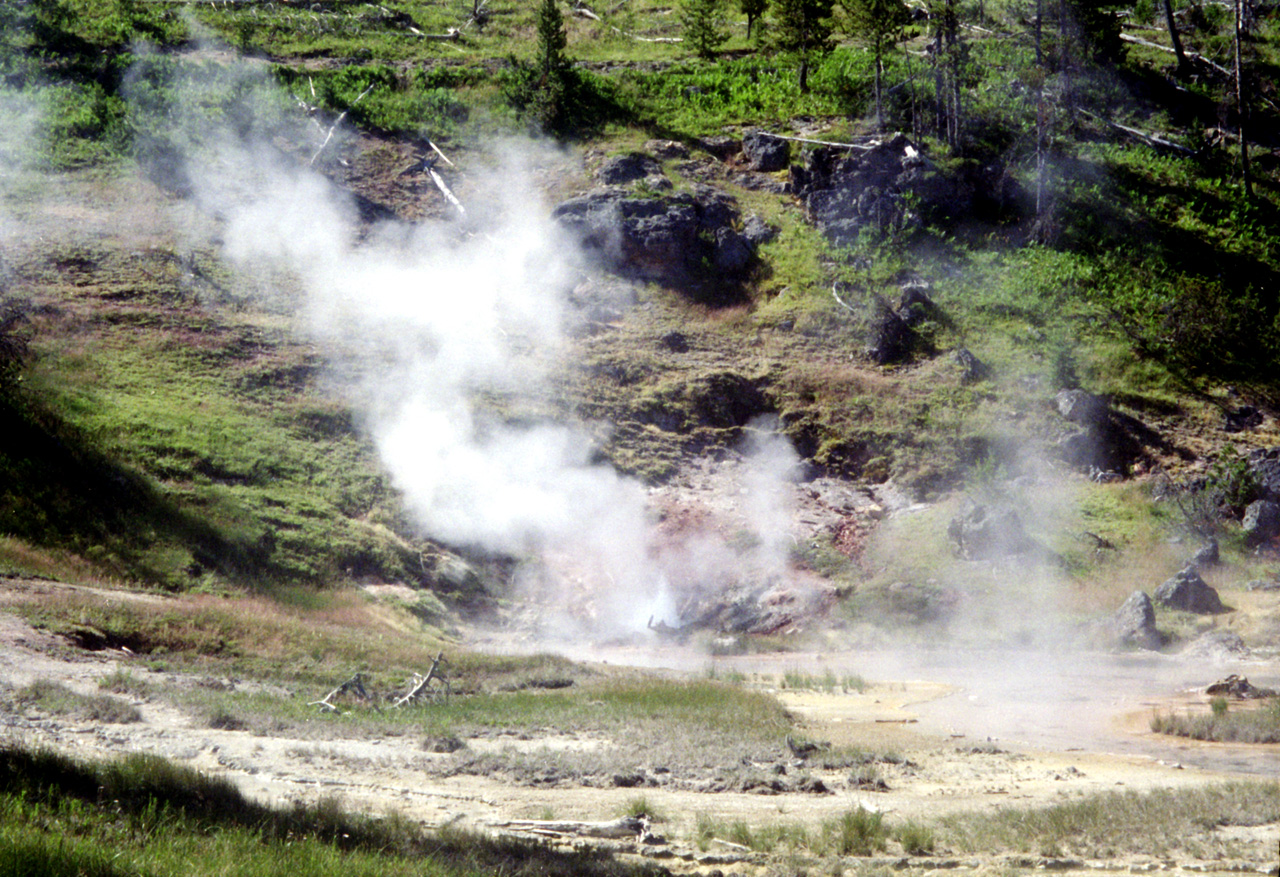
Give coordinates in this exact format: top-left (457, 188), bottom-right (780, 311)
top-left (841, 0), bottom-right (910, 131)
top-left (773, 0), bottom-right (836, 91)
top-left (741, 0), bottom-right (769, 42)
top-left (535, 0), bottom-right (569, 78)
top-left (683, 0), bottom-right (729, 58)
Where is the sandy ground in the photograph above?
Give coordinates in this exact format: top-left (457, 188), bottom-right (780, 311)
top-left (1, 598), bottom-right (1277, 876)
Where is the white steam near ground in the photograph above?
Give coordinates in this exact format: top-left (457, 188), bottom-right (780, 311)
top-left (122, 47), bottom-right (812, 639)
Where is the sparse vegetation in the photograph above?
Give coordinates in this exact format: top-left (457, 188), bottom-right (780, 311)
top-left (1151, 698), bottom-right (1280, 744)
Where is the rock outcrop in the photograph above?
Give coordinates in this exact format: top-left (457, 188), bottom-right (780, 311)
top-left (790, 133), bottom-right (1019, 247)
top-left (553, 183), bottom-right (756, 293)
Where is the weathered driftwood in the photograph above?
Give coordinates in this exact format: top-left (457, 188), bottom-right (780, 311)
top-left (309, 83), bottom-right (375, 166)
top-left (391, 651), bottom-right (450, 707)
top-left (1119, 33), bottom-right (1233, 79)
top-left (1080, 109), bottom-right (1194, 156)
top-left (308, 672), bottom-right (373, 713)
top-left (494, 816), bottom-right (647, 838)
top-left (758, 131), bottom-right (876, 151)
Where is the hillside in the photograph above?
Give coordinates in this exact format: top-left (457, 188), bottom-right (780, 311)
top-left (0, 0), bottom-right (1279, 645)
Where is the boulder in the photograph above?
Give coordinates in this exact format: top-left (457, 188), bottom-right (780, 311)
top-left (742, 214), bottom-right (779, 246)
top-left (1112, 590), bottom-right (1162, 650)
top-left (791, 133), bottom-right (999, 247)
top-left (1246, 447), bottom-right (1280, 501)
top-left (1055, 390), bottom-right (1110, 427)
top-left (1241, 498), bottom-right (1280, 547)
top-left (741, 130), bottom-right (790, 172)
top-left (954, 347), bottom-right (990, 385)
top-left (552, 184), bottom-right (753, 286)
top-left (597, 152), bottom-right (663, 185)
top-left (1181, 631), bottom-right (1248, 660)
top-left (947, 504), bottom-right (1033, 559)
top-left (1154, 566), bottom-right (1227, 614)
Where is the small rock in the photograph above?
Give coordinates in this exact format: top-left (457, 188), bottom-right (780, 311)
top-left (1189, 538), bottom-right (1219, 568)
top-left (644, 139), bottom-right (690, 160)
top-left (954, 347), bottom-right (990, 384)
top-left (659, 331), bottom-right (689, 353)
top-left (1223, 405), bottom-right (1263, 432)
top-left (742, 214), bottom-right (778, 246)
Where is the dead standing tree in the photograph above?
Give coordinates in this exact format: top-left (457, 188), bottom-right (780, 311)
top-left (391, 651), bottom-right (451, 707)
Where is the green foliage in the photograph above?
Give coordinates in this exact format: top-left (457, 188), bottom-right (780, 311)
top-left (1207, 444), bottom-right (1262, 514)
top-left (682, 0), bottom-right (730, 58)
top-left (771, 0), bottom-right (837, 89)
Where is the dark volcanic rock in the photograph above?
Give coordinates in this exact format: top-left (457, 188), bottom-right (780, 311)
top-left (1242, 498), bottom-right (1280, 547)
top-left (1246, 447), bottom-right (1280, 501)
top-left (1112, 590), bottom-right (1162, 650)
top-left (954, 347), bottom-right (990, 384)
top-left (1224, 405), bottom-right (1263, 432)
top-left (741, 130), bottom-right (790, 172)
top-left (597, 152), bottom-right (664, 184)
top-left (793, 133), bottom-right (1000, 247)
top-left (552, 184), bottom-right (753, 287)
top-left (1055, 390), bottom-right (1110, 427)
top-left (1154, 567), bottom-right (1227, 614)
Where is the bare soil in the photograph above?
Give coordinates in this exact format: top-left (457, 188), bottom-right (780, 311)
top-left (1, 589), bottom-right (1276, 875)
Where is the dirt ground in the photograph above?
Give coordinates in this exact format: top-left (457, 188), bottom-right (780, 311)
top-left (1, 593), bottom-right (1276, 876)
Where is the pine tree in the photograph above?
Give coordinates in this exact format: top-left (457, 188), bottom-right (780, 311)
top-left (682, 0), bottom-right (729, 58)
top-left (741, 0), bottom-right (769, 42)
top-left (841, 0), bottom-right (910, 131)
top-left (773, 0), bottom-right (835, 91)
top-left (535, 0), bottom-right (569, 78)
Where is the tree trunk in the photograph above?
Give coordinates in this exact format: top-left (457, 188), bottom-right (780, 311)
top-left (1235, 0), bottom-right (1252, 200)
top-left (1161, 0), bottom-right (1189, 76)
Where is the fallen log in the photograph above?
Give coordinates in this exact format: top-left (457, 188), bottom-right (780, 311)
top-left (1119, 33), bottom-right (1232, 79)
top-left (1079, 109), bottom-right (1195, 156)
top-left (494, 816), bottom-right (647, 838)
top-left (391, 651), bottom-right (450, 707)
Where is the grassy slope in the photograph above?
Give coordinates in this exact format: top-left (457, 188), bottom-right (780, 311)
top-left (0, 1), bottom-right (1277, 605)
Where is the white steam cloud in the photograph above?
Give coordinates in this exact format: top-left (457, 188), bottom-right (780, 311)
top-left (147, 50), bottom-right (766, 636)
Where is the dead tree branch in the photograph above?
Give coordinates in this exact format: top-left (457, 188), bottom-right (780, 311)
top-left (309, 83), bottom-right (375, 166)
top-left (391, 651), bottom-right (451, 707)
top-left (308, 672), bottom-right (373, 713)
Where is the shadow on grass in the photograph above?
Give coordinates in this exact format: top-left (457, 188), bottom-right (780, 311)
top-left (0, 392), bottom-right (277, 589)
top-left (0, 745), bottom-right (667, 877)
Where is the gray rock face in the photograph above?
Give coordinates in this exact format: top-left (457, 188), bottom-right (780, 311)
top-left (1112, 590), bottom-right (1162, 650)
top-left (552, 184), bottom-right (753, 287)
top-left (741, 130), bottom-right (790, 172)
top-left (1242, 499), bottom-right (1280, 547)
top-left (597, 152), bottom-right (663, 184)
top-left (1154, 567), bottom-right (1227, 614)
